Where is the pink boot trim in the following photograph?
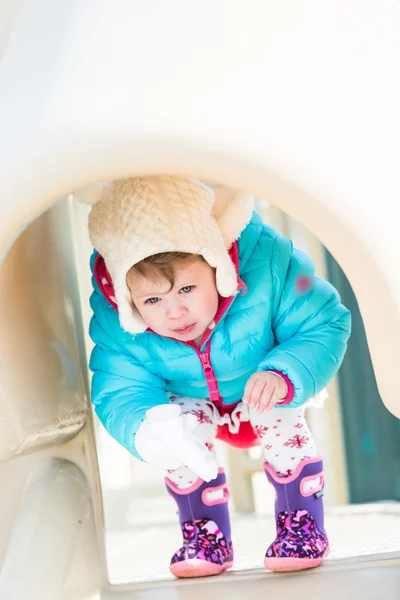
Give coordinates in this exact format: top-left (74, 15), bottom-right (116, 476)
top-left (170, 558), bottom-right (233, 578)
top-left (264, 546), bottom-right (330, 572)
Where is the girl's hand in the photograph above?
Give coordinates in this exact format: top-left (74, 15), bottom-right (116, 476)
top-left (243, 371), bottom-right (288, 413)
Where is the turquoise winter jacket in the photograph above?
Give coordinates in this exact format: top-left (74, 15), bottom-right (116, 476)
top-left (89, 211), bottom-right (351, 459)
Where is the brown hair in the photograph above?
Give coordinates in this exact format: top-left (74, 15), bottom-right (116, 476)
top-left (126, 252), bottom-right (206, 291)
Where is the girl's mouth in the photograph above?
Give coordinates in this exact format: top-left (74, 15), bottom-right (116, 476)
top-left (174, 323), bottom-right (196, 334)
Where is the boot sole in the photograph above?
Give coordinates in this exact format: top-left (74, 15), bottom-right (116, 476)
top-left (170, 559), bottom-right (233, 578)
top-left (264, 546), bottom-right (330, 572)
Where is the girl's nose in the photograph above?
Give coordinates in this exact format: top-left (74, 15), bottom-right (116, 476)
top-left (166, 299), bottom-right (188, 320)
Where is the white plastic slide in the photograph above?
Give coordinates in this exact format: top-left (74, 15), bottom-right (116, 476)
top-left (0, 1), bottom-right (399, 599)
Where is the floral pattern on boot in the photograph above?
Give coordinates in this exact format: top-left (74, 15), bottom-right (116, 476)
top-left (171, 518), bottom-right (233, 574)
top-left (266, 509), bottom-right (329, 560)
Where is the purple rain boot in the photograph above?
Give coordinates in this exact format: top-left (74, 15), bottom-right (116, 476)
top-left (165, 468), bottom-right (234, 578)
top-left (264, 457), bottom-right (330, 572)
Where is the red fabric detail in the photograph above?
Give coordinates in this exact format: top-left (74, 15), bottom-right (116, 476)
top-left (184, 408), bottom-right (213, 425)
top-left (93, 254), bottom-right (118, 311)
top-left (253, 424), bottom-right (269, 438)
top-left (270, 370), bottom-right (295, 405)
top-left (284, 434), bottom-right (310, 449)
top-left (229, 240), bottom-right (239, 273)
top-left (215, 404), bottom-right (260, 449)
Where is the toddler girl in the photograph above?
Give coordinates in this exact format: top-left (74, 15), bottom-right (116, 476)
top-left (85, 176), bottom-right (351, 577)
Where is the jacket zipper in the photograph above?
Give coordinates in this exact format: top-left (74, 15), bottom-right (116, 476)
top-left (196, 341), bottom-right (222, 407)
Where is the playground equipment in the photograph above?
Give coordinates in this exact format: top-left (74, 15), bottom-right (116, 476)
top-left (0, 1), bottom-right (399, 598)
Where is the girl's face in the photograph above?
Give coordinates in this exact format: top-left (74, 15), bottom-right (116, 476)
top-left (127, 259), bottom-right (219, 345)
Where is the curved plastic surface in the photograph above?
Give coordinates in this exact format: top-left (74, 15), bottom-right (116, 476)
top-left (0, 1), bottom-right (399, 598)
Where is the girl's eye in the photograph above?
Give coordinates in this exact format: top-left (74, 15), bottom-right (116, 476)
top-left (145, 297), bottom-right (160, 305)
top-left (180, 286), bottom-right (194, 294)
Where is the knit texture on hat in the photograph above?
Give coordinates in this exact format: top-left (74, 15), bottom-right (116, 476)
top-left (80, 176), bottom-right (254, 334)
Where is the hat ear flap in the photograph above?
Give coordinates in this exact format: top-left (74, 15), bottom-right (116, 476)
top-left (74, 181), bottom-right (110, 206)
top-left (201, 247), bottom-right (238, 298)
top-left (212, 187), bottom-right (255, 248)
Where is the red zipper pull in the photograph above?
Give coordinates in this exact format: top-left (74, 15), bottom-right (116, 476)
top-left (199, 351), bottom-right (222, 406)
top-left (200, 352), bottom-right (213, 375)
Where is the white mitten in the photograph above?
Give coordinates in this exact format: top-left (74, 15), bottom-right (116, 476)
top-left (135, 416), bottom-right (182, 470)
top-left (143, 404), bottom-right (218, 482)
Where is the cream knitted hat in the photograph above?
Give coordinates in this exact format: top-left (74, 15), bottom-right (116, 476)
top-left (77, 176), bottom-right (254, 334)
